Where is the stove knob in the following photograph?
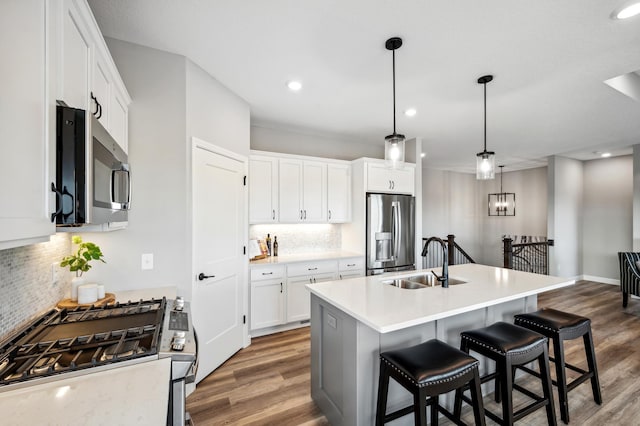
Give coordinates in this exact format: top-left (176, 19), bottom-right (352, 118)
top-left (174, 297), bottom-right (185, 311)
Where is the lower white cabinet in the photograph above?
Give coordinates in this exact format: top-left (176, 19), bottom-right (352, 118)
top-left (250, 257), bottom-right (364, 333)
top-left (286, 272), bottom-right (336, 322)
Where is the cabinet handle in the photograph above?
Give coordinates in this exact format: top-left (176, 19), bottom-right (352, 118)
top-left (304, 210), bottom-right (307, 220)
top-left (280, 283), bottom-right (283, 293)
top-left (328, 210), bottom-right (331, 220)
top-left (308, 267), bottom-right (318, 271)
top-left (96, 102), bottom-right (102, 119)
top-left (347, 263), bottom-right (356, 267)
top-left (272, 209), bottom-right (275, 220)
top-left (339, 274), bottom-right (343, 279)
top-left (300, 210), bottom-right (303, 220)
top-left (391, 180), bottom-right (395, 190)
top-left (313, 277), bottom-right (317, 283)
top-left (90, 92), bottom-right (99, 115)
top-left (309, 278), bottom-right (313, 284)
top-left (261, 272), bottom-right (273, 275)
top-left (389, 180), bottom-right (392, 189)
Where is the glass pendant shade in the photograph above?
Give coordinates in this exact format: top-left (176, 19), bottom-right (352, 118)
top-left (385, 133), bottom-right (405, 164)
top-left (476, 151), bottom-right (495, 179)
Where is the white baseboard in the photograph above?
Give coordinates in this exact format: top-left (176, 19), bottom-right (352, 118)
top-left (581, 275), bottom-right (620, 286)
top-left (249, 321), bottom-right (310, 338)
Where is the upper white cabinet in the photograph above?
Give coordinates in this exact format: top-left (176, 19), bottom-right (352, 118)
top-left (249, 156), bottom-right (279, 223)
top-left (0, 0), bottom-right (56, 249)
top-left (249, 151), bottom-right (350, 224)
top-left (279, 159), bottom-right (327, 223)
top-left (327, 163), bottom-right (351, 223)
top-left (56, 0), bottom-right (131, 152)
top-left (367, 162), bottom-right (415, 195)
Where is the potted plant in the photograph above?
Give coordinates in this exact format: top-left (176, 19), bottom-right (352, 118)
top-left (61, 236), bottom-right (106, 300)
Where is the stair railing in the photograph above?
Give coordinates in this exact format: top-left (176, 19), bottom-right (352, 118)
top-left (422, 234), bottom-right (475, 269)
top-left (503, 236), bottom-right (554, 275)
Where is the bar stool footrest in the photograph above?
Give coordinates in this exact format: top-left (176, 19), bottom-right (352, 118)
top-left (384, 405), bottom-right (415, 423)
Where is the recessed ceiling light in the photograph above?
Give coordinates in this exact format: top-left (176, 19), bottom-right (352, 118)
top-left (287, 81), bottom-right (302, 91)
top-left (404, 108), bottom-right (417, 117)
top-left (420, 152), bottom-right (426, 158)
top-left (612, 1), bottom-right (640, 19)
top-left (601, 152), bottom-right (612, 158)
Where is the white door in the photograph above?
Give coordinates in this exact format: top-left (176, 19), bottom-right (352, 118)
top-left (192, 140), bottom-right (247, 383)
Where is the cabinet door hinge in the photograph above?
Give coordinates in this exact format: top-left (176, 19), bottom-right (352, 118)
top-left (243, 175), bottom-right (247, 186)
top-left (243, 246), bottom-right (246, 255)
top-left (243, 315), bottom-right (246, 324)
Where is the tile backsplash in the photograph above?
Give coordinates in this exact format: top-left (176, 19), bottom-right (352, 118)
top-left (0, 234), bottom-right (71, 341)
top-left (250, 224), bottom-right (341, 255)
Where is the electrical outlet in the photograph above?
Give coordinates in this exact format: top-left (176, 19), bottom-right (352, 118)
top-left (51, 262), bottom-right (59, 285)
top-left (141, 253), bottom-right (154, 270)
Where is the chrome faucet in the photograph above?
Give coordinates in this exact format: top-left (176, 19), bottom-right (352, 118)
top-left (428, 237), bottom-right (449, 288)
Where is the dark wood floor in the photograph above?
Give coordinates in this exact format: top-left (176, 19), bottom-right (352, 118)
top-left (186, 281), bottom-right (640, 425)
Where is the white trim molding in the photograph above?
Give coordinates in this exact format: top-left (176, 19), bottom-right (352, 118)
top-left (581, 275), bottom-right (620, 286)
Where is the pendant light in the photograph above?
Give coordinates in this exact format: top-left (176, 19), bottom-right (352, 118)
top-left (488, 165), bottom-right (516, 216)
top-left (384, 37), bottom-right (405, 165)
top-left (476, 75), bottom-right (495, 180)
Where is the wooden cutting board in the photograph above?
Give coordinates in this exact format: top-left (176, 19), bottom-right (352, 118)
top-left (56, 293), bottom-right (116, 309)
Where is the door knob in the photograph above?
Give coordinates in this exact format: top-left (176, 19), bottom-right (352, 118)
top-left (198, 273), bottom-right (215, 281)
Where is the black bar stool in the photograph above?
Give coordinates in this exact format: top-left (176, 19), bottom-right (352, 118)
top-left (376, 339), bottom-right (486, 426)
top-left (455, 322), bottom-right (556, 425)
top-left (514, 308), bottom-right (602, 423)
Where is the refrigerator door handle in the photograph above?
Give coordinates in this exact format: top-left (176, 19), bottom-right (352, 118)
top-left (391, 201), bottom-right (401, 261)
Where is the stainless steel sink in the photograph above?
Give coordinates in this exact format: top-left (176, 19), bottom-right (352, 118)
top-left (382, 279), bottom-right (428, 289)
top-left (383, 274), bottom-right (467, 289)
top-left (405, 274), bottom-right (467, 286)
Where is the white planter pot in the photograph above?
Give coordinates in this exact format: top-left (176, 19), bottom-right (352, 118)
top-left (71, 276), bottom-right (86, 301)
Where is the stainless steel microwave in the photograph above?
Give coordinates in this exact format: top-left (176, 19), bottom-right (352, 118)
top-left (53, 105), bottom-right (130, 228)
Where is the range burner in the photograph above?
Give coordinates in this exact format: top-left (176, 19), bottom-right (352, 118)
top-left (100, 341), bottom-right (146, 361)
top-left (0, 298), bottom-right (166, 387)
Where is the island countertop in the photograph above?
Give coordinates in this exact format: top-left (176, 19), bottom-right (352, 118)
top-left (306, 263), bottom-right (575, 333)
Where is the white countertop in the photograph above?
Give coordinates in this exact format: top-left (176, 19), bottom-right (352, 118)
top-left (0, 358), bottom-right (171, 425)
top-left (306, 263), bottom-right (575, 333)
top-left (250, 250), bottom-right (363, 266)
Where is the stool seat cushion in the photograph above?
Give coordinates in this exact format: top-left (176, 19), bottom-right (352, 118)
top-left (514, 308), bottom-right (589, 333)
top-left (461, 321), bottom-right (546, 355)
top-left (380, 339), bottom-right (478, 387)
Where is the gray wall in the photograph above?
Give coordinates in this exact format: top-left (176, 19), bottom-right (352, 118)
top-left (250, 125), bottom-right (382, 160)
top-left (79, 39), bottom-right (250, 296)
top-left (421, 167), bottom-right (548, 267)
top-left (583, 155), bottom-right (632, 280)
top-left (547, 156), bottom-right (584, 278)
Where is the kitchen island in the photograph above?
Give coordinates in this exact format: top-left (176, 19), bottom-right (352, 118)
top-left (306, 263), bottom-right (574, 425)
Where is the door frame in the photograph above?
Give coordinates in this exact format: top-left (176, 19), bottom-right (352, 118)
top-left (190, 137), bottom-right (250, 350)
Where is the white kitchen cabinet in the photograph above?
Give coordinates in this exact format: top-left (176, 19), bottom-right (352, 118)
top-left (338, 257), bottom-right (365, 279)
top-left (0, 1), bottom-right (56, 249)
top-left (286, 272), bottom-right (336, 322)
top-left (279, 159), bottom-right (327, 223)
top-left (57, 0), bottom-right (131, 152)
top-left (367, 162), bottom-right (415, 195)
top-left (249, 156), bottom-right (279, 223)
top-left (327, 163), bottom-right (351, 223)
top-left (250, 265), bottom-right (286, 330)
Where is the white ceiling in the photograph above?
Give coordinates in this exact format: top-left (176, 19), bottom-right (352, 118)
top-left (88, 0), bottom-right (640, 172)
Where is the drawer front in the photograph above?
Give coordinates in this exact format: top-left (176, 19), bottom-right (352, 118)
top-left (339, 257), bottom-right (364, 272)
top-left (287, 260), bottom-right (337, 277)
top-left (250, 265), bottom-right (286, 281)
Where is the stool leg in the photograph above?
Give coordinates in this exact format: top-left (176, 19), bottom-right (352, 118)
top-left (376, 362), bottom-right (390, 426)
top-left (454, 339), bottom-right (469, 418)
top-left (539, 345), bottom-right (557, 426)
top-left (583, 328), bottom-right (602, 405)
top-left (429, 394), bottom-right (438, 426)
top-left (623, 291), bottom-right (629, 308)
top-left (499, 359), bottom-right (514, 426)
top-left (552, 335), bottom-right (569, 424)
top-left (469, 367), bottom-right (487, 426)
top-left (414, 387), bottom-right (428, 426)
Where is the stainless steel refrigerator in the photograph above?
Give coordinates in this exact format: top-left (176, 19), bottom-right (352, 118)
top-left (366, 193), bottom-right (415, 275)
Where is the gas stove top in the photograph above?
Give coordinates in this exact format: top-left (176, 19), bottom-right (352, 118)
top-left (0, 299), bottom-right (168, 388)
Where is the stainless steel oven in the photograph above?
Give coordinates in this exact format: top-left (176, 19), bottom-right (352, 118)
top-left (53, 104), bottom-right (131, 227)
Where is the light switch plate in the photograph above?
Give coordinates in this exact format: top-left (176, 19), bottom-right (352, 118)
top-left (141, 253), bottom-right (154, 270)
